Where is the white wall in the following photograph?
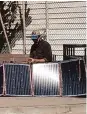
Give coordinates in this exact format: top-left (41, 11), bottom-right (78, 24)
top-left (11, 1), bottom-right (86, 61)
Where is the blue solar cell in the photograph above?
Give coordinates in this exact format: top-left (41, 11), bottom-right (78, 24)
top-left (78, 60), bottom-right (86, 95)
top-left (61, 59), bottom-right (86, 96)
top-left (4, 64), bottom-right (31, 96)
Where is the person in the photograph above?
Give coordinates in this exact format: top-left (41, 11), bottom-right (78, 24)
top-left (28, 30), bottom-right (52, 63)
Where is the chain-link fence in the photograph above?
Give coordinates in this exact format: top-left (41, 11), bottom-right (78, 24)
top-left (0, 1), bottom-right (86, 61)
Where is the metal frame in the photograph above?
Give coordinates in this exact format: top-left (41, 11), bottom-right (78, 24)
top-left (63, 44), bottom-right (86, 64)
top-left (45, 1), bottom-right (49, 42)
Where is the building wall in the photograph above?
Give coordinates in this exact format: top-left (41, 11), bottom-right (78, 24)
top-left (12, 1), bottom-right (86, 61)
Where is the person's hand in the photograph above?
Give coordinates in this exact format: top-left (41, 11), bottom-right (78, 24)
top-left (28, 58), bottom-right (35, 64)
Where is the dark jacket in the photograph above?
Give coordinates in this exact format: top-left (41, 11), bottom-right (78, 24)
top-left (30, 39), bottom-right (52, 62)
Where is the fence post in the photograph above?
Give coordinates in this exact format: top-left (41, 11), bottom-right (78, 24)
top-left (45, 1), bottom-right (49, 42)
top-left (22, 1), bottom-right (26, 54)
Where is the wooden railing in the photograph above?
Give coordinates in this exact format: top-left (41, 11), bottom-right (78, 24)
top-left (0, 54), bottom-right (29, 64)
top-left (0, 54), bottom-right (56, 63)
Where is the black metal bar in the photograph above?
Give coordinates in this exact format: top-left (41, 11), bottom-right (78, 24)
top-left (63, 44), bottom-right (86, 63)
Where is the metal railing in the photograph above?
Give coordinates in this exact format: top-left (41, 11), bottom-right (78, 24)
top-left (63, 44), bottom-right (86, 63)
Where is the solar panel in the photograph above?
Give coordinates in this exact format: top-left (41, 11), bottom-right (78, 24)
top-left (0, 65), bottom-right (3, 95)
top-left (32, 63), bottom-right (60, 96)
top-left (61, 59), bottom-right (86, 96)
top-left (78, 60), bottom-right (86, 95)
top-left (4, 64), bottom-right (31, 96)
top-left (0, 59), bottom-right (85, 97)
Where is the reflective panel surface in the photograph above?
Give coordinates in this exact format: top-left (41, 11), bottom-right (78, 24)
top-left (32, 63), bottom-right (60, 96)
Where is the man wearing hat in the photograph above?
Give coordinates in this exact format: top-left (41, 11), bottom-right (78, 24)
top-left (28, 30), bottom-right (52, 63)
